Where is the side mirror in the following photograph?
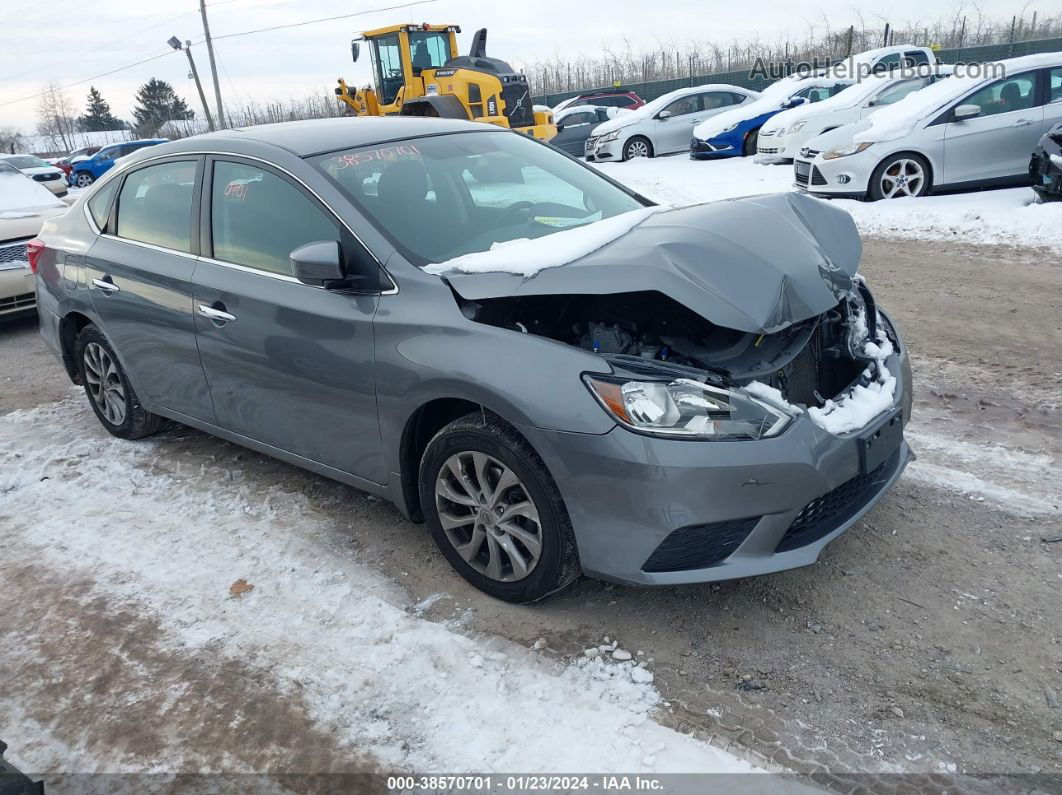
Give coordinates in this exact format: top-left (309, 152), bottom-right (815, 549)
top-left (291, 240), bottom-right (346, 287)
top-left (351, 41), bottom-right (360, 63)
top-left (953, 104), bottom-right (981, 121)
top-left (656, 110), bottom-right (672, 120)
top-left (556, 123), bottom-right (564, 132)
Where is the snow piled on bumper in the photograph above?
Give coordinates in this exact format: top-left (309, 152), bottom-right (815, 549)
top-left (0, 399), bottom-right (760, 775)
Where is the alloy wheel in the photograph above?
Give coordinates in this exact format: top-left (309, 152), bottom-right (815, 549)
top-left (75, 173), bottom-right (93, 188)
top-left (626, 140), bottom-right (650, 159)
top-left (434, 451), bottom-right (543, 582)
top-left (880, 159), bottom-right (925, 198)
top-left (83, 342), bottom-right (127, 426)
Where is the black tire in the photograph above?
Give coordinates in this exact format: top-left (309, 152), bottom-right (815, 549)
top-left (73, 171), bottom-right (94, 188)
top-left (743, 127), bottom-right (760, 156)
top-left (419, 412), bottom-right (580, 603)
top-left (622, 136), bottom-right (653, 161)
top-left (75, 324), bottom-right (167, 440)
top-left (868, 152), bottom-right (932, 201)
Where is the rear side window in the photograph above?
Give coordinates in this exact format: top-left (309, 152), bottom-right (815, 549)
top-left (210, 161), bottom-right (338, 277)
top-left (960, 72), bottom-right (1038, 116)
top-left (115, 160), bottom-right (196, 251)
top-left (1048, 67), bottom-right (1062, 104)
top-left (87, 178), bottom-right (119, 230)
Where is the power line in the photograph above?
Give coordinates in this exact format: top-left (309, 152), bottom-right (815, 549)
top-left (0, 50), bottom-right (174, 109)
top-left (203, 0), bottom-right (438, 42)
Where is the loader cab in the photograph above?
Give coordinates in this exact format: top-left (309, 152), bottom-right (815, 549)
top-left (356, 24), bottom-right (460, 112)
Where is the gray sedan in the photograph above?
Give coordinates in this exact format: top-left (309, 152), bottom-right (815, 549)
top-left (33, 117), bottom-right (911, 602)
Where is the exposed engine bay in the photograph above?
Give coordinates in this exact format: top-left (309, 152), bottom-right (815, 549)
top-left (458, 288), bottom-right (887, 409)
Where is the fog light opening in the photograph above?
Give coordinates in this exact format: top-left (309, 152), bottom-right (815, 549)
top-left (837, 174), bottom-right (852, 185)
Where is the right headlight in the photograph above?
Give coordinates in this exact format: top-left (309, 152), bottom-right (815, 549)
top-left (789, 120), bottom-right (807, 133)
top-left (598, 130), bottom-right (620, 143)
top-left (721, 122), bottom-right (740, 133)
top-left (584, 376), bottom-right (792, 440)
top-left (821, 141), bottom-right (874, 160)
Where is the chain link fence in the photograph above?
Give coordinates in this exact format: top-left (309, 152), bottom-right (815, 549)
top-left (532, 36), bottom-right (1062, 106)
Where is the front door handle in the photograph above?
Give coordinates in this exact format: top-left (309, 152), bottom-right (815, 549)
top-left (1012, 118), bottom-right (1034, 127)
top-left (92, 276), bottom-right (119, 293)
top-left (197, 304), bottom-right (236, 323)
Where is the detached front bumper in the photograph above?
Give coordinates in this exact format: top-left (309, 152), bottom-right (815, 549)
top-left (690, 135), bottom-right (739, 159)
top-left (520, 331), bottom-right (913, 587)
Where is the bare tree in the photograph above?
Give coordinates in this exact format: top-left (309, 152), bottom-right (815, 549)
top-left (36, 81), bottom-right (78, 153)
top-left (0, 126), bottom-right (24, 154)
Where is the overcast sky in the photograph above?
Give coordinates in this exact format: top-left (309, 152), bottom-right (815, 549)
top-left (0, 0), bottom-right (1053, 133)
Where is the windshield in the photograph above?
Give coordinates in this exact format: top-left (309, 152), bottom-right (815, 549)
top-left (5, 155), bottom-right (50, 169)
top-left (312, 131), bottom-right (646, 265)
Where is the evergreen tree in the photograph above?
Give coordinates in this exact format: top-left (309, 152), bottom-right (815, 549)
top-left (132, 78), bottom-right (194, 135)
top-left (80, 86), bottom-right (123, 132)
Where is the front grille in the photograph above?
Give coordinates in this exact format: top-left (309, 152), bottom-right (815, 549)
top-left (500, 80), bottom-right (533, 129)
top-left (774, 451), bottom-right (900, 553)
top-left (691, 138), bottom-right (713, 152)
top-left (0, 238), bottom-right (31, 268)
top-left (0, 291), bottom-right (35, 312)
top-left (758, 146), bottom-right (782, 155)
top-left (810, 166), bottom-right (828, 186)
top-left (794, 159), bottom-right (811, 185)
top-left (643, 517), bottom-right (759, 572)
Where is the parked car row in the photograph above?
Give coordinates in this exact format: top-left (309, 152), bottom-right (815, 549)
top-left (64, 139), bottom-right (169, 187)
top-left (0, 154), bottom-right (68, 197)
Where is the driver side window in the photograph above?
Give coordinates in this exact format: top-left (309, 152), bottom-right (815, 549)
top-left (662, 95), bottom-right (700, 117)
top-left (959, 73), bottom-right (1038, 116)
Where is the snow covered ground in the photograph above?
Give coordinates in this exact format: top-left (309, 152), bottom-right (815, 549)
top-left (595, 155), bottom-right (1062, 253)
top-left (0, 398), bottom-right (761, 776)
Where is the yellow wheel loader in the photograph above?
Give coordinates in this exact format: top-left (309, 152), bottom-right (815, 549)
top-left (335, 24), bottom-right (556, 141)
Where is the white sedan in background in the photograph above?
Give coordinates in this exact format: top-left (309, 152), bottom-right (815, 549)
top-left (585, 84), bottom-right (759, 161)
top-left (757, 67), bottom-right (952, 162)
top-left (0, 161), bottom-right (68, 319)
top-left (0, 153), bottom-right (68, 197)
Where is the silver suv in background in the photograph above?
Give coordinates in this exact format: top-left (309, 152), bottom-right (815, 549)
top-left (794, 53), bottom-right (1062, 199)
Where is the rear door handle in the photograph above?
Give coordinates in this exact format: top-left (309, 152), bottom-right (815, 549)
top-left (92, 276), bottom-right (119, 293)
top-left (1012, 118), bottom-right (1034, 127)
top-left (197, 304), bottom-right (236, 323)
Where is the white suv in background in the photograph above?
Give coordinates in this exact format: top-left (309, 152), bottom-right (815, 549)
top-left (794, 52), bottom-right (1062, 200)
top-left (757, 67), bottom-right (952, 162)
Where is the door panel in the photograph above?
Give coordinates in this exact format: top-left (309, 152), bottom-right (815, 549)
top-left (943, 71), bottom-right (1043, 184)
top-left (653, 94), bottom-right (703, 154)
top-left (86, 157), bottom-right (215, 421)
top-left (193, 157), bottom-right (384, 482)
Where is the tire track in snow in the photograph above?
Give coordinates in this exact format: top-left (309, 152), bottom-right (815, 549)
top-left (0, 400), bottom-right (761, 775)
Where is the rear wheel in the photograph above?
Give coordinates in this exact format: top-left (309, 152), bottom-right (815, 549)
top-left (419, 412), bottom-right (579, 602)
top-left (743, 127), bottom-right (760, 156)
top-left (623, 136), bottom-right (653, 160)
top-left (74, 171), bottom-right (94, 188)
top-left (869, 153), bottom-right (932, 200)
top-left (76, 325), bottom-right (167, 439)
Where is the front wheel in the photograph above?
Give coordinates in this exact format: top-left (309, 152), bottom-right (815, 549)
top-left (622, 136), bottom-right (653, 161)
top-left (76, 325), bottom-right (167, 439)
top-left (419, 413), bottom-right (580, 603)
top-left (743, 127), bottom-right (760, 156)
top-left (868, 153), bottom-right (932, 200)
top-left (74, 171), bottom-right (95, 188)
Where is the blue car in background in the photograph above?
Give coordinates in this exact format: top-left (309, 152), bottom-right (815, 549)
top-left (691, 81), bottom-right (850, 159)
top-left (68, 139), bottom-right (168, 188)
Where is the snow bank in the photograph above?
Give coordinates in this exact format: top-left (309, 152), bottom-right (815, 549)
top-left (426, 207), bottom-right (661, 276)
top-left (0, 400), bottom-right (759, 775)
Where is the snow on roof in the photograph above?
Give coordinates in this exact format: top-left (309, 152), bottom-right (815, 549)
top-left (853, 50), bottom-right (1062, 143)
top-left (425, 207), bottom-right (661, 276)
top-left (693, 75), bottom-right (846, 140)
top-left (592, 85), bottom-right (756, 137)
top-left (19, 128), bottom-right (133, 155)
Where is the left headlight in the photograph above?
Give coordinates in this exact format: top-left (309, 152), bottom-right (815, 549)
top-left (721, 121), bottom-right (740, 133)
top-left (598, 130), bottom-right (620, 143)
top-left (584, 376), bottom-right (792, 440)
top-left (789, 120), bottom-right (807, 133)
top-left (822, 141), bottom-right (874, 160)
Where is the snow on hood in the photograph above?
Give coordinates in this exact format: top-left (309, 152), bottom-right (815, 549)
top-left (852, 52), bottom-right (1062, 144)
top-left (444, 192), bottom-right (862, 335)
top-left (591, 85), bottom-right (756, 137)
top-left (426, 207), bottom-right (662, 276)
top-left (760, 74), bottom-right (897, 133)
top-left (0, 172), bottom-right (66, 214)
top-left (693, 75), bottom-right (840, 141)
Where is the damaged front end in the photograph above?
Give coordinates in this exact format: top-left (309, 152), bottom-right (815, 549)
top-left (446, 193), bottom-right (904, 438)
top-left (1030, 123), bottom-right (1062, 202)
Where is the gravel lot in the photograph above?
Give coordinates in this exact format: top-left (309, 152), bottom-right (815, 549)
top-left (1, 235), bottom-right (1060, 787)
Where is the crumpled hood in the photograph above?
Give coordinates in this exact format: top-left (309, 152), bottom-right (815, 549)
top-left (445, 192), bottom-right (862, 335)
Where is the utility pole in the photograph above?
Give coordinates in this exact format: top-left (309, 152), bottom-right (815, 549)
top-left (199, 0), bottom-right (226, 128)
top-left (170, 37), bottom-right (215, 131)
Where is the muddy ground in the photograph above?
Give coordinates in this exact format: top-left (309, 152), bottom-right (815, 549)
top-left (1, 236), bottom-right (1060, 788)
